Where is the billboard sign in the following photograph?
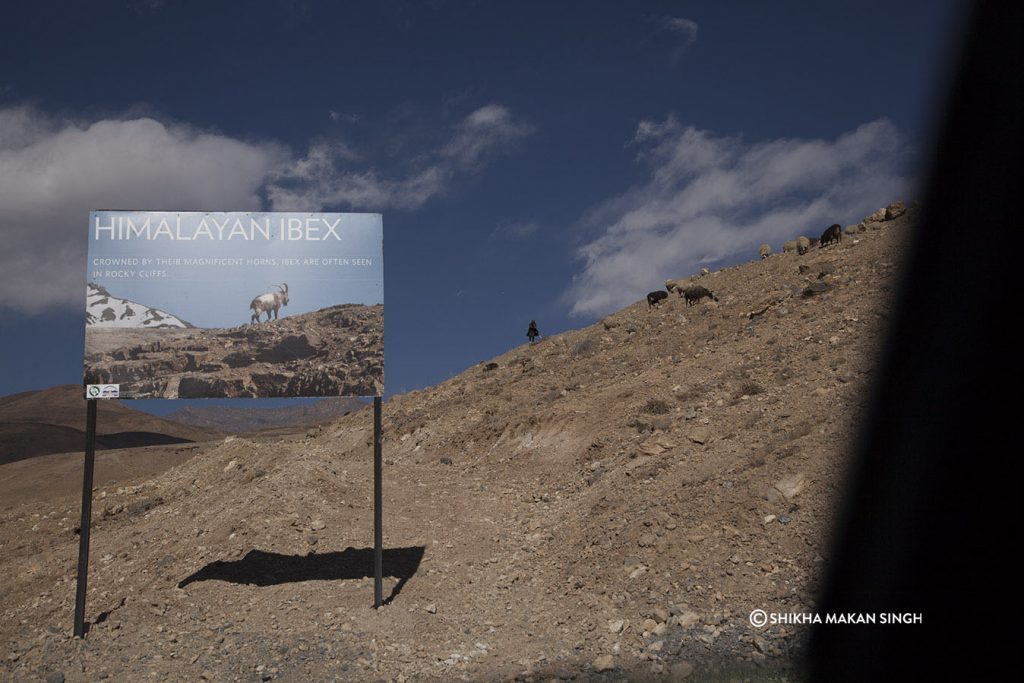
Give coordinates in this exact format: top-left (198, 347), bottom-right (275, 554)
top-left (83, 211), bottom-right (383, 399)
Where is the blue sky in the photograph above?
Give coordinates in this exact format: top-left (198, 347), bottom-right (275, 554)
top-left (0, 0), bottom-right (962, 414)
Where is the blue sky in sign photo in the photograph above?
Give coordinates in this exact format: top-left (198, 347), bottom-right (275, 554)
top-left (87, 211), bottom-right (383, 328)
top-left (0, 0), bottom-right (963, 413)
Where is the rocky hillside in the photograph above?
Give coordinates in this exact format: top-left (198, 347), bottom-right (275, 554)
top-left (85, 304), bottom-right (384, 399)
top-left (0, 204), bottom-right (912, 682)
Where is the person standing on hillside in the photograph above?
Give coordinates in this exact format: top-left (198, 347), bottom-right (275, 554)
top-left (527, 320), bottom-right (539, 343)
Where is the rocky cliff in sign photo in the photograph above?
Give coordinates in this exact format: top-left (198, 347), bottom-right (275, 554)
top-left (85, 303), bottom-right (383, 398)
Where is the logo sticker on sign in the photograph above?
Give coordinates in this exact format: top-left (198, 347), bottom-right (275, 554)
top-left (86, 384), bottom-right (120, 399)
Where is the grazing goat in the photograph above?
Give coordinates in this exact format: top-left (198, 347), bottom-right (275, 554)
top-left (665, 278), bottom-right (690, 294)
top-left (683, 285), bottom-right (718, 306)
top-left (797, 236), bottom-right (811, 255)
top-left (819, 223), bottom-right (842, 247)
top-left (527, 320), bottom-right (540, 343)
top-left (647, 290), bottom-right (669, 308)
top-left (250, 283), bottom-right (289, 323)
top-left (759, 244), bottom-right (772, 259)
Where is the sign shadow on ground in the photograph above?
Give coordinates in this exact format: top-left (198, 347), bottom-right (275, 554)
top-left (177, 546), bottom-right (425, 605)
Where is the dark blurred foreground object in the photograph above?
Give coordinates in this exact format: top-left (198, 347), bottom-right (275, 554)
top-left (808, 2), bottom-right (1019, 680)
top-left (527, 320), bottom-right (539, 343)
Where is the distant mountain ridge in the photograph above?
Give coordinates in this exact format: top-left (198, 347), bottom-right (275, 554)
top-left (0, 385), bottom-right (222, 464)
top-left (166, 397), bottom-right (367, 434)
top-left (86, 283), bottom-right (193, 328)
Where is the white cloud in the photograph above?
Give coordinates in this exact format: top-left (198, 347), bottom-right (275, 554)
top-left (657, 16), bottom-right (698, 65)
top-left (0, 107), bottom-right (287, 314)
top-left (0, 103), bottom-right (528, 313)
top-left (266, 104), bottom-right (531, 211)
top-left (660, 16), bottom-right (698, 45)
top-left (329, 110), bottom-right (362, 124)
top-left (565, 117), bottom-right (912, 317)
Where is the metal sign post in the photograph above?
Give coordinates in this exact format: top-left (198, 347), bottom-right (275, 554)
top-left (373, 396), bottom-right (383, 608)
top-left (74, 399), bottom-right (98, 637)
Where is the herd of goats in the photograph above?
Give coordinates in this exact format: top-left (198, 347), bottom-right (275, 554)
top-left (247, 223), bottom-right (847, 327)
top-left (645, 222), bottom-right (844, 309)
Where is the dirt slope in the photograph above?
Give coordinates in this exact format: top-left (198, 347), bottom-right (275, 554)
top-left (0, 206), bottom-right (912, 682)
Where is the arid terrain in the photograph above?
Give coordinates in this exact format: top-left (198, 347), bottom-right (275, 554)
top-left (85, 304), bottom-right (384, 399)
top-left (1, 205), bottom-right (912, 682)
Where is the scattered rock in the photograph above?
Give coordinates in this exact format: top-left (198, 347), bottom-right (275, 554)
top-left (687, 428), bottom-right (710, 445)
top-left (592, 655), bottom-right (615, 673)
top-left (674, 611), bottom-right (700, 627)
top-left (774, 473), bottom-right (807, 500)
top-left (638, 436), bottom-right (675, 455)
top-left (885, 201), bottom-right (906, 220)
top-left (670, 661), bottom-right (695, 679)
top-left (649, 416), bottom-right (672, 431)
top-left (638, 534), bottom-right (658, 548)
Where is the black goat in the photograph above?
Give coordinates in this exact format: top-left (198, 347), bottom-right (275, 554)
top-left (820, 223), bottom-right (842, 247)
top-left (647, 290), bottom-right (669, 308)
top-left (683, 285), bottom-right (718, 306)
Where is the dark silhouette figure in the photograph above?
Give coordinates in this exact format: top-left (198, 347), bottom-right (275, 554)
top-left (527, 320), bottom-right (539, 343)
